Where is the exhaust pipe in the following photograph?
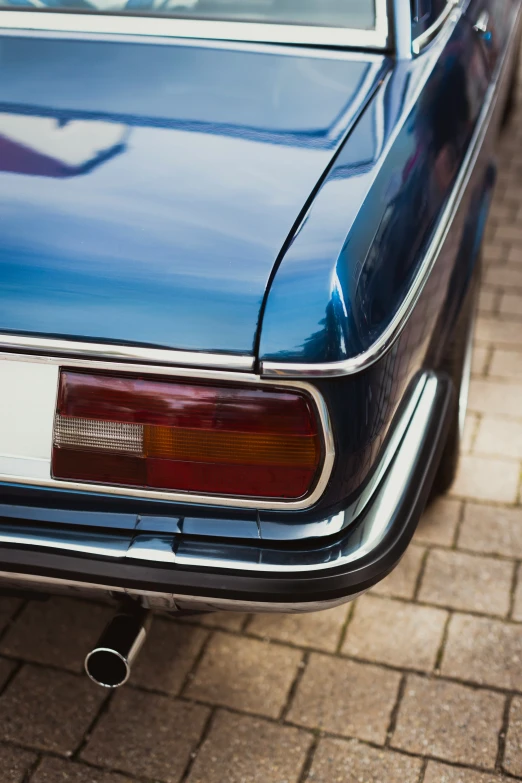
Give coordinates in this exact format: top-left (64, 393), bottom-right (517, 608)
top-left (85, 607), bottom-right (151, 688)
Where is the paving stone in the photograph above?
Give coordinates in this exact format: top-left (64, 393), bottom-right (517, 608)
top-left (475, 318), bottom-right (522, 349)
top-left (0, 665), bottom-right (106, 754)
top-left (131, 618), bottom-right (208, 695)
top-left (424, 761), bottom-right (509, 782)
top-left (512, 564), bottom-right (522, 622)
top-left (500, 292), bottom-right (522, 318)
top-left (469, 379), bottom-right (522, 418)
top-left (198, 612), bottom-right (249, 631)
top-left (177, 613), bottom-right (248, 633)
top-left (462, 413), bottom-right (479, 453)
top-left (483, 242), bottom-right (508, 264)
top-left (0, 744), bottom-right (36, 783)
top-left (31, 757), bottom-right (134, 783)
top-left (82, 688), bottom-right (208, 782)
top-left (490, 349), bottom-right (522, 380)
top-left (186, 632), bottom-right (301, 718)
top-left (508, 245), bottom-right (522, 264)
top-left (490, 204), bottom-right (517, 224)
top-left (478, 289), bottom-right (497, 315)
top-left (392, 675), bottom-right (504, 768)
top-left (287, 653), bottom-right (400, 745)
top-left (371, 544), bottom-right (425, 600)
top-left (458, 502), bottom-right (522, 558)
top-left (472, 346), bottom-right (489, 376)
top-left (248, 604), bottom-right (349, 653)
top-left (0, 598), bottom-right (22, 636)
top-left (484, 222), bottom-right (498, 244)
top-left (415, 498), bottom-right (462, 547)
top-left (484, 262), bottom-right (522, 285)
top-left (442, 614), bottom-right (522, 690)
top-left (342, 595), bottom-right (447, 672)
top-left (504, 696), bottom-right (522, 776)
top-left (0, 658), bottom-right (16, 690)
top-left (419, 549), bottom-right (513, 616)
top-left (305, 737), bottom-right (422, 783)
top-left (474, 416), bottom-right (522, 459)
top-left (187, 710), bottom-right (311, 783)
top-left (500, 187), bottom-right (522, 207)
top-left (450, 455), bottom-right (519, 504)
top-left (0, 598), bottom-right (113, 673)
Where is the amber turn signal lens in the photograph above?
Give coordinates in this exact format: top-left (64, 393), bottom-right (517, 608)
top-left (52, 371), bottom-right (323, 500)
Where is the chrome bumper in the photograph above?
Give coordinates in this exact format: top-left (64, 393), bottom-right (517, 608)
top-left (0, 372), bottom-right (452, 613)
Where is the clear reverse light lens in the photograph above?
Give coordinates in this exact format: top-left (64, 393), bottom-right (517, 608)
top-left (54, 415), bottom-right (143, 454)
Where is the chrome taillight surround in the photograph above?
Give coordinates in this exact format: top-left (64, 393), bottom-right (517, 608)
top-left (0, 352), bottom-right (334, 511)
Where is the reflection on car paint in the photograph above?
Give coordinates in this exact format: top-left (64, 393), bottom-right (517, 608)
top-left (0, 114), bottom-right (129, 178)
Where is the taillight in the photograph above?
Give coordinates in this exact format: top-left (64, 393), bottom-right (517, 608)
top-left (52, 371), bottom-right (323, 500)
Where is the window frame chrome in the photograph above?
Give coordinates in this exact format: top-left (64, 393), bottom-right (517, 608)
top-left (412, 0), bottom-right (460, 54)
top-left (0, 0), bottom-right (390, 49)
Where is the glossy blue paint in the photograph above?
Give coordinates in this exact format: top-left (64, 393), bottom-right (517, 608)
top-left (0, 36), bottom-right (388, 355)
top-left (259, 16), bottom-right (491, 364)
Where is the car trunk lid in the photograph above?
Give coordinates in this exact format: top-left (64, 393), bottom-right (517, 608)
top-left (0, 34), bottom-right (389, 358)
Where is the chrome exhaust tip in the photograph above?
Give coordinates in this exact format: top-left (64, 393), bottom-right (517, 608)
top-left (85, 608), bottom-right (151, 688)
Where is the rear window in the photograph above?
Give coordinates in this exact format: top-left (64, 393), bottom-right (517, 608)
top-left (0, 0), bottom-right (377, 29)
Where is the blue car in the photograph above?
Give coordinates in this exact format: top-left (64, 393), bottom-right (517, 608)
top-left (0, 0), bottom-right (519, 686)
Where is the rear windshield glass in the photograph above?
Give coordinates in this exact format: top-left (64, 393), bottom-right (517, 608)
top-left (0, 0), bottom-right (377, 29)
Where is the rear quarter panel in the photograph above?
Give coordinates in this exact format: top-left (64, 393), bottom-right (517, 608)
top-left (257, 4), bottom-right (520, 522)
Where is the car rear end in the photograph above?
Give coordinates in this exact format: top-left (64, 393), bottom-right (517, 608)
top-left (0, 0), bottom-right (495, 684)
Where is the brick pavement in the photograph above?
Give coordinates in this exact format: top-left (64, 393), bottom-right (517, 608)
top-left (0, 69), bottom-right (522, 783)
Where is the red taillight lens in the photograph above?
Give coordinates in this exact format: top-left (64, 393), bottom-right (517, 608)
top-left (52, 371), bottom-right (323, 500)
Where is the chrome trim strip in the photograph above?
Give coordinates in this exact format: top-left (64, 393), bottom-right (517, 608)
top-left (392, 0), bottom-right (413, 60)
top-left (0, 0), bottom-right (389, 48)
top-left (412, 0), bottom-right (459, 55)
top-left (0, 570), bottom-right (359, 612)
top-left (261, 5), bottom-right (517, 380)
top-left (131, 590), bottom-right (362, 612)
top-left (0, 351), bottom-right (335, 512)
top-left (0, 372), bottom-right (441, 573)
top-left (341, 373), bottom-right (426, 525)
top-left (0, 335), bottom-right (254, 372)
top-left (0, 525), bottom-right (129, 557)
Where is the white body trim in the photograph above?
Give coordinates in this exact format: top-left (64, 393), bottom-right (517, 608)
top-left (0, 360), bottom-right (58, 479)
